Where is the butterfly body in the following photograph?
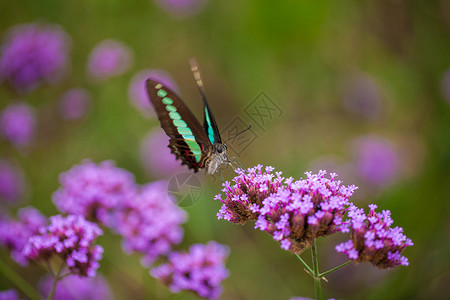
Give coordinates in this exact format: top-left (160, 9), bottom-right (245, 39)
top-left (146, 67), bottom-right (230, 174)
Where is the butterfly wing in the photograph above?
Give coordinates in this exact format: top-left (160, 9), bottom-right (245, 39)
top-left (189, 59), bottom-right (222, 144)
top-left (146, 79), bottom-right (212, 172)
top-left (203, 98), bottom-right (222, 144)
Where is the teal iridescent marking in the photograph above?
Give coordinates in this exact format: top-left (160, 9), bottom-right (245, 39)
top-left (204, 107), bottom-right (215, 144)
top-left (162, 97), bottom-right (173, 105)
top-left (182, 134), bottom-right (196, 141)
top-left (177, 127), bottom-right (193, 135)
top-left (157, 89), bottom-right (167, 97)
top-left (169, 111), bottom-right (181, 120)
top-left (173, 119), bottom-right (187, 127)
top-left (184, 140), bottom-right (201, 162)
top-left (166, 105), bottom-right (177, 112)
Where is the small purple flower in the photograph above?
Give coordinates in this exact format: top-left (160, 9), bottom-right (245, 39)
top-left (24, 214), bottom-right (104, 277)
top-left (217, 166), bottom-right (358, 254)
top-left (53, 160), bottom-right (138, 226)
top-left (87, 39), bottom-right (132, 81)
top-left (59, 88), bottom-right (91, 120)
top-left (0, 102), bottom-right (36, 147)
top-left (0, 289), bottom-right (19, 300)
top-left (0, 23), bottom-right (70, 93)
top-left (341, 74), bottom-right (384, 120)
top-left (335, 204), bottom-right (413, 269)
top-left (116, 180), bottom-right (186, 266)
top-left (151, 241), bottom-right (229, 300)
top-left (38, 274), bottom-right (112, 300)
top-left (0, 159), bottom-right (25, 204)
top-left (353, 136), bottom-right (400, 187)
top-left (128, 69), bottom-right (178, 117)
top-left (140, 129), bottom-right (188, 179)
top-left (155, 0), bottom-right (208, 18)
top-left (0, 207), bottom-right (46, 266)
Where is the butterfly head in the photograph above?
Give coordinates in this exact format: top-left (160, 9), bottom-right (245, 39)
top-left (215, 143), bottom-right (227, 154)
top-left (205, 143), bottom-right (230, 174)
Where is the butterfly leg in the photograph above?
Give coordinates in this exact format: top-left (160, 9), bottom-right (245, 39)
top-left (228, 156), bottom-right (244, 170)
top-left (217, 167), bottom-right (225, 183)
top-left (224, 163), bottom-right (235, 177)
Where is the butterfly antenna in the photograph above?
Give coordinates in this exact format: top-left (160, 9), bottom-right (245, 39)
top-left (189, 58), bottom-right (208, 103)
top-left (223, 123), bottom-right (252, 144)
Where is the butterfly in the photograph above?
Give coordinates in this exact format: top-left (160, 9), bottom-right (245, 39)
top-left (145, 59), bottom-right (249, 176)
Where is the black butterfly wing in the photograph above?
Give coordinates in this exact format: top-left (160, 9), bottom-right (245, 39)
top-left (203, 97), bottom-right (222, 144)
top-left (146, 79), bottom-right (212, 172)
top-left (189, 58), bottom-right (222, 144)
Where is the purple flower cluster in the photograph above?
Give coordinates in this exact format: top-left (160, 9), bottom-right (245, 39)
top-left (216, 165), bottom-right (286, 225)
top-left (59, 88), bottom-right (91, 120)
top-left (53, 160), bottom-right (138, 226)
top-left (216, 166), bottom-right (357, 254)
top-left (0, 102), bottom-right (36, 147)
top-left (128, 69), bottom-right (178, 117)
top-left (254, 170), bottom-right (357, 253)
top-left (0, 289), bottom-right (19, 300)
top-left (151, 241), bottom-right (229, 300)
top-left (0, 159), bottom-right (25, 204)
top-left (116, 181), bottom-right (186, 266)
top-left (24, 214), bottom-right (104, 277)
top-left (335, 204), bottom-right (413, 269)
top-left (87, 39), bottom-right (132, 81)
top-left (0, 207), bottom-right (46, 266)
top-left (0, 23), bottom-right (70, 93)
top-left (216, 165), bottom-right (412, 268)
top-left (39, 274), bottom-right (112, 300)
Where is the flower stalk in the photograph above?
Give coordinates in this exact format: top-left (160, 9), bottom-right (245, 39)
top-left (311, 239), bottom-right (323, 300)
top-left (47, 261), bottom-right (64, 300)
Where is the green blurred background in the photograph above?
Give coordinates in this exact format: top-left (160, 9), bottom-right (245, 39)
top-left (1, 0), bottom-right (450, 299)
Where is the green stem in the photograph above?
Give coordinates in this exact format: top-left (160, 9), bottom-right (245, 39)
top-left (294, 254), bottom-right (314, 276)
top-left (47, 262), bottom-right (64, 300)
top-left (0, 260), bottom-right (41, 300)
top-left (319, 260), bottom-right (352, 278)
top-left (311, 239), bottom-right (323, 300)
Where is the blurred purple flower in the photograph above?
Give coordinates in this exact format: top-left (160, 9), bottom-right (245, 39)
top-left (0, 102), bottom-right (36, 147)
top-left (0, 289), bottom-right (19, 300)
top-left (353, 136), bottom-right (400, 187)
top-left (59, 88), bottom-right (91, 120)
top-left (53, 160), bottom-right (138, 226)
top-left (217, 166), bottom-right (358, 254)
top-left (155, 0), bottom-right (208, 18)
top-left (140, 129), bottom-right (187, 179)
top-left (151, 241), bottom-right (229, 300)
top-left (128, 69), bottom-right (178, 117)
top-left (116, 181), bottom-right (186, 266)
top-left (0, 23), bottom-right (70, 93)
top-left (341, 74), bottom-right (383, 120)
top-left (0, 207), bottom-right (46, 266)
top-left (87, 39), bottom-right (132, 81)
top-left (0, 159), bottom-right (25, 204)
top-left (441, 70), bottom-right (450, 105)
top-left (24, 214), bottom-right (104, 277)
top-left (335, 204), bottom-right (413, 269)
top-left (39, 274), bottom-right (113, 300)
